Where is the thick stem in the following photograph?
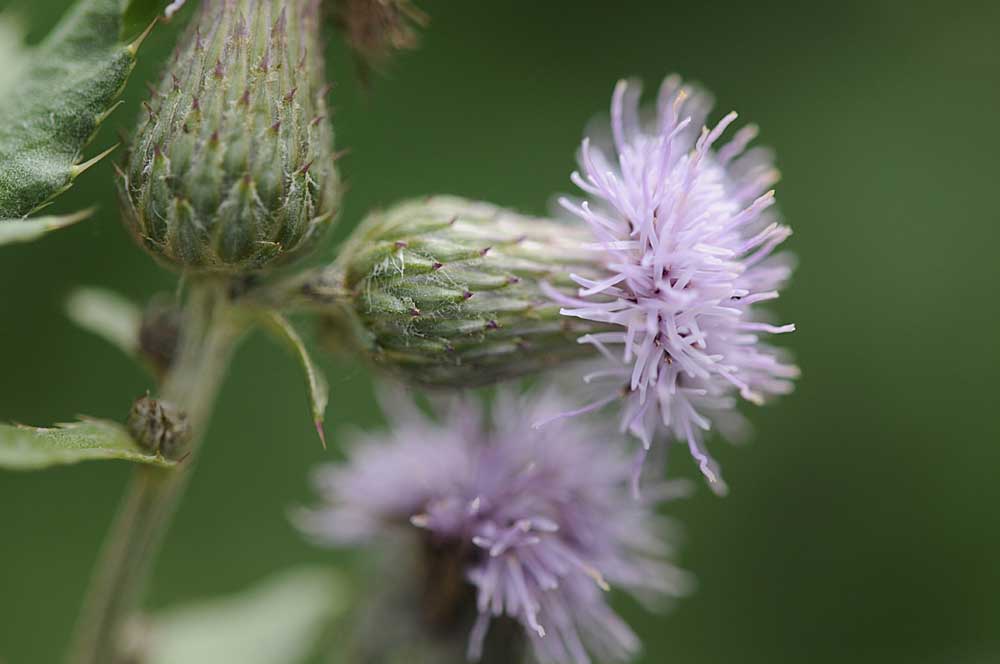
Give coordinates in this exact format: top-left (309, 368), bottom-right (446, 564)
top-left (69, 279), bottom-right (245, 664)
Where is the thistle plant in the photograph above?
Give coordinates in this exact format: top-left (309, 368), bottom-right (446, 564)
top-left (0, 1), bottom-right (797, 662)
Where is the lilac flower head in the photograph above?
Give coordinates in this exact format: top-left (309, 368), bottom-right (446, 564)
top-left (546, 76), bottom-right (799, 495)
top-left (297, 388), bottom-right (692, 664)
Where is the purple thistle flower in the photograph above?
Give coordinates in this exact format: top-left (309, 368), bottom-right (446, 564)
top-left (543, 76), bottom-right (799, 495)
top-left (297, 388), bottom-right (692, 664)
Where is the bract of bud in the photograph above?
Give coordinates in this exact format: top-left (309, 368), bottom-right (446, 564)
top-left (119, 0), bottom-right (340, 273)
top-left (325, 196), bottom-right (610, 388)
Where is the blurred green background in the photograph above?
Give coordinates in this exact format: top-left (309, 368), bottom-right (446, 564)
top-left (2, 0), bottom-right (999, 662)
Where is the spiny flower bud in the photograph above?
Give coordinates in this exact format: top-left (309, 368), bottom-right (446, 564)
top-left (313, 196), bottom-right (610, 388)
top-left (119, 0), bottom-right (341, 273)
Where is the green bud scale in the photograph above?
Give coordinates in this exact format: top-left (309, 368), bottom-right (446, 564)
top-left (314, 196), bottom-right (609, 388)
top-left (119, 0), bottom-right (340, 273)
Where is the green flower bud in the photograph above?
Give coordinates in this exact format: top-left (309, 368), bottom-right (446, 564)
top-left (119, 0), bottom-right (340, 273)
top-left (312, 196), bottom-right (609, 388)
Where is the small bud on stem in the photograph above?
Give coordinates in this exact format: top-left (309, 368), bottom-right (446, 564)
top-left (127, 394), bottom-right (192, 460)
top-left (138, 296), bottom-right (184, 377)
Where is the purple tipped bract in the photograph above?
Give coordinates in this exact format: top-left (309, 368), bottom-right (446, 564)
top-left (546, 75), bottom-right (799, 495)
top-left (297, 388), bottom-right (692, 664)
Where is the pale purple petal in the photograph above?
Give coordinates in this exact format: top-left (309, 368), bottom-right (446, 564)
top-left (549, 76), bottom-right (799, 492)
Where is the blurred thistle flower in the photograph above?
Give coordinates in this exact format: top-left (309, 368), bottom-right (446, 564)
top-left (297, 388), bottom-right (692, 664)
top-left (334, 0), bottom-right (428, 76)
top-left (544, 76), bottom-right (800, 495)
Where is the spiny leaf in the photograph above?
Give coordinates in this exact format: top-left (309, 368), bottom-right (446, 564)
top-left (117, 0), bottom-right (341, 273)
top-left (147, 567), bottom-right (346, 664)
top-left (0, 0), bottom-right (167, 220)
top-left (258, 311), bottom-right (330, 448)
top-left (0, 210), bottom-right (91, 246)
top-left (0, 418), bottom-right (176, 470)
top-left (66, 287), bottom-right (142, 361)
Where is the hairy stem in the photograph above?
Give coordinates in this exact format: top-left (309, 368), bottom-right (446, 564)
top-left (69, 279), bottom-right (247, 664)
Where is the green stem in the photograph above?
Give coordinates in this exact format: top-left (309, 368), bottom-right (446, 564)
top-left (69, 279), bottom-right (246, 664)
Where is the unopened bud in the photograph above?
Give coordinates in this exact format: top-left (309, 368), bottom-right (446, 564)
top-left (119, 0), bottom-right (341, 273)
top-left (317, 196), bottom-right (609, 388)
top-left (138, 296), bottom-right (183, 377)
top-left (127, 394), bottom-right (192, 459)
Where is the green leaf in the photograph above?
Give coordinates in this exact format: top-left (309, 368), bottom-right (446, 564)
top-left (66, 287), bottom-right (142, 359)
top-left (258, 311), bottom-right (330, 448)
top-left (0, 14), bottom-right (29, 93)
top-left (0, 0), bottom-right (167, 220)
top-left (147, 567), bottom-right (345, 664)
top-left (0, 418), bottom-right (176, 470)
top-left (0, 209), bottom-right (91, 246)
